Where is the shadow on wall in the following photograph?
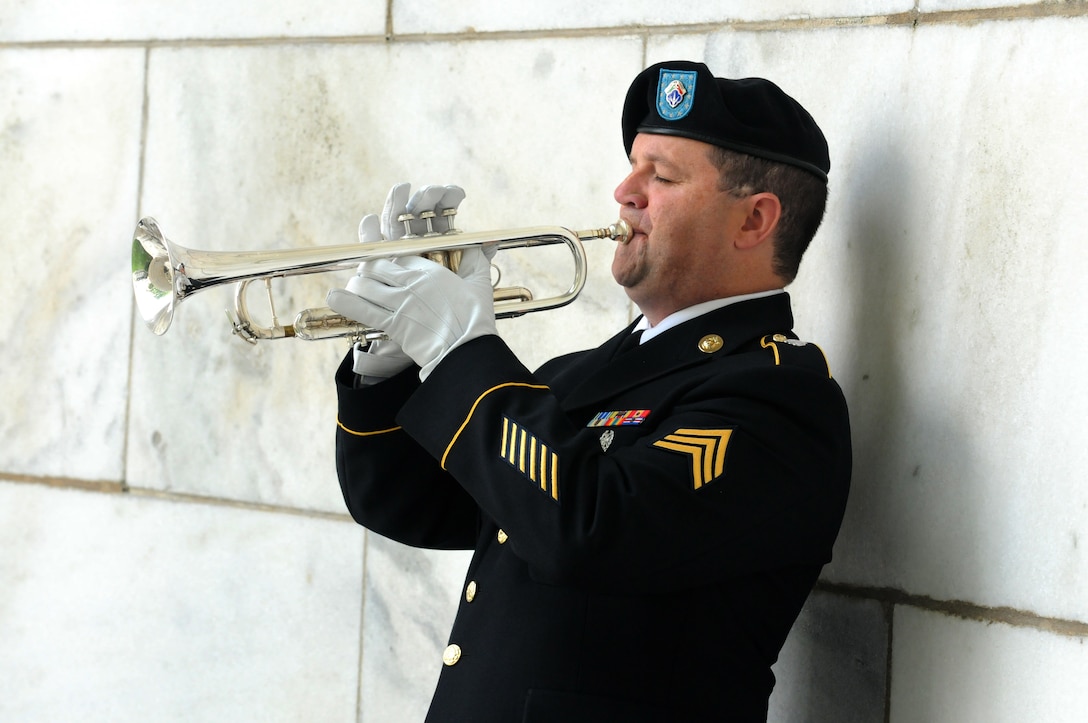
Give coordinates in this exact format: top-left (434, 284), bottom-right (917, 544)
top-left (768, 136), bottom-right (913, 722)
top-left (839, 133), bottom-right (984, 592)
top-left (769, 590), bottom-right (889, 723)
top-left (773, 128), bottom-right (990, 721)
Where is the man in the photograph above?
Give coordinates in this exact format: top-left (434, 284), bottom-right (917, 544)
top-left (326, 60), bottom-right (851, 722)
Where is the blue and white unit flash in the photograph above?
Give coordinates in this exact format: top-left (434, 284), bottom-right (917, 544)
top-left (656, 69), bottom-right (697, 120)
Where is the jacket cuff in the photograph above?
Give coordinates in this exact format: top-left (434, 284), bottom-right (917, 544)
top-left (336, 350), bottom-right (421, 433)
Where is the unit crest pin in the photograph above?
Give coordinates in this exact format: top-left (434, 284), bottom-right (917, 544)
top-left (600, 429), bottom-right (615, 452)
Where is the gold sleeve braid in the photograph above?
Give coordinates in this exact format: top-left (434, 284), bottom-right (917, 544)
top-left (440, 382), bottom-right (550, 469)
top-left (336, 419), bottom-right (403, 436)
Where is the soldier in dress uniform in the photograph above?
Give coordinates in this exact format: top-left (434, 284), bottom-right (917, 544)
top-left (326, 59), bottom-right (852, 722)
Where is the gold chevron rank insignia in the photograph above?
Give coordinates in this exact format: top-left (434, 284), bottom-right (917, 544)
top-left (652, 428), bottom-right (733, 490)
top-left (501, 417), bottom-right (560, 502)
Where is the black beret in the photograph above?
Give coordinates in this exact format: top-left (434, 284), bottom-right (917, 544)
top-left (622, 60), bottom-right (830, 182)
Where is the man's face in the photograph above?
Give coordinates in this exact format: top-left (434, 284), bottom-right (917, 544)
top-left (612, 133), bottom-right (744, 323)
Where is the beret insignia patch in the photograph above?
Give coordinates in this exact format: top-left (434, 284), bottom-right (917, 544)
top-left (656, 69), bottom-right (697, 120)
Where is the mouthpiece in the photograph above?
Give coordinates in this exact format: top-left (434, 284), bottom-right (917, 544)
top-left (578, 219), bottom-right (631, 245)
top-left (610, 219), bottom-right (632, 244)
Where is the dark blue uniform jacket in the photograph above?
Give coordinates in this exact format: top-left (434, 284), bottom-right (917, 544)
top-left (334, 293), bottom-right (852, 722)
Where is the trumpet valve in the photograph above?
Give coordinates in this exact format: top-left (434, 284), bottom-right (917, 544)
top-left (396, 212), bottom-right (418, 238)
top-left (424, 248), bottom-right (463, 273)
top-left (419, 210), bottom-right (441, 237)
top-left (441, 207), bottom-right (459, 234)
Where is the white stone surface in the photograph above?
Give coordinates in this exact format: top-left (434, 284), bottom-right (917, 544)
top-left (393, 0), bottom-right (915, 34)
top-left (0, 0), bottom-right (386, 42)
top-left (0, 48), bottom-right (143, 482)
top-left (919, 0), bottom-right (1054, 10)
top-left (821, 17), bottom-right (1088, 624)
top-left (890, 606), bottom-right (1088, 722)
top-left (0, 480), bottom-right (364, 722)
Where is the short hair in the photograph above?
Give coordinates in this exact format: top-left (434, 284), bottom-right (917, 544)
top-left (707, 145), bottom-right (828, 283)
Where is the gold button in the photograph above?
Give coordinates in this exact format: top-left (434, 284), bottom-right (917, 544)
top-left (698, 334), bottom-right (723, 353)
top-left (497, 529), bottom-right (508, 544)
top-left (465, 580), bottom-right (477, 603)
top-left (442, 644), bottom-right (462, 666)
top-left (772, 333), bottom-right (788, 342)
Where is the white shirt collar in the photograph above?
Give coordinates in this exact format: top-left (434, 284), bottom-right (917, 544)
top-left (632, 289), bottom-right (785, 344)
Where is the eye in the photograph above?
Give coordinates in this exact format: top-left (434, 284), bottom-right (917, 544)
top-left (653, 175), bottom-right (675, 184)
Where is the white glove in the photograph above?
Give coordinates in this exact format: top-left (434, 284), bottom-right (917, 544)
top-left (329, 182), bottom-right (493, 380)
top-left (343, 182), bottom-right (467, 382)
top-left (327, 246), bottom-right (497, 381)
top-left (379, 182), bottom-right (466, 239)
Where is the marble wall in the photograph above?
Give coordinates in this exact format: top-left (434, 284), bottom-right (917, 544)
top-left (2, 1), bottom-right (1086, 720)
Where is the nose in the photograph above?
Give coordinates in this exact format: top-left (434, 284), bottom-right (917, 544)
top-left (614, 170), bottom-right (647, 209)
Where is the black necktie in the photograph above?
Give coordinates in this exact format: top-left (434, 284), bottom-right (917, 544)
top-left (615, 330), bottom-right (643, 357)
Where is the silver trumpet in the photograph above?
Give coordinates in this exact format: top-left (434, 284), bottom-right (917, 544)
top-left (130, 214), bottom-right (631, 344)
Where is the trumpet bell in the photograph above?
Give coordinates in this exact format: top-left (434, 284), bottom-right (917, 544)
top-left (131, 217), bottom-right (178, 335)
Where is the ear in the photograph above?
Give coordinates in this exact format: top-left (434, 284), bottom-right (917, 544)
top-left (734, 192), bottom-right (782, 250)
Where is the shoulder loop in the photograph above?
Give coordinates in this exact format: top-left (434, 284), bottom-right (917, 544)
top-left (759, 334), bottom-right (833, 378)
